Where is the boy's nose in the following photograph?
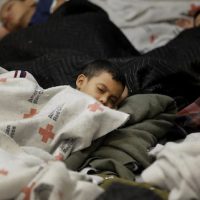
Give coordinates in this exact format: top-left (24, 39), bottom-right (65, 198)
top-left (99, 95), bottom-right (108, 106)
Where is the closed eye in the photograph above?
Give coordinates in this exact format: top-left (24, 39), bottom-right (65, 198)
top-left (97, 87), bottom-right (105, 93)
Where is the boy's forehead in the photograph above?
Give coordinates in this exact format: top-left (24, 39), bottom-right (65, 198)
top-left (91, 72), bottom-right (114, 83)
top-left (94, 71), bottom-right (113, 79)
top-left (93, 72), bottom-right (124, 89)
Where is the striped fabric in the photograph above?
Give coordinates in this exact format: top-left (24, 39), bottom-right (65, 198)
top-left (120, 27), bottom-right (200, 109)
top-left (0, 0), bottom-right (200, 110)
top-left (0, 0), bottom-right (138, 88)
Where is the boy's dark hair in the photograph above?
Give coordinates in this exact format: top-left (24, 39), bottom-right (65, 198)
top-left (81, 59), bottom-right (126, 87)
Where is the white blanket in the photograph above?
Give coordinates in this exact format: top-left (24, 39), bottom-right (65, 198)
top-left (142, 133), bottom-right (200, 200)
top-left (89, 0), bottom-right (200, 53)
top-left (0, 132), bottom-right (103, 200)
top-left (0, 68), bottom-right (129, 156)
top-left (0, 68), bottom-right (129, 199)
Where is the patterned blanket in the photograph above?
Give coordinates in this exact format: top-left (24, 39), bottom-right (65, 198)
top-left (0, 68), bottom-right (129, 199)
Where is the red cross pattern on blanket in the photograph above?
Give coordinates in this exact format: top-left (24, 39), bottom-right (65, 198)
top-left (55, 153), bottom-right (64, 161)
top-left (23, 108), bottom-right (37, 118)
top-left (58, 190), bottom-right (64, 199)
top-left (39, 124), bottom-right (55, 143)
top-left (0, 78), bottom-right (7, 83)
top-left (0, 169), bottom-right (8, 176)
top-left (21, 182), bottom-right (35, 200)
top-left (88, 102), bottom-right (104, 112)
top-left (149, 34), bottom-right (156, 43)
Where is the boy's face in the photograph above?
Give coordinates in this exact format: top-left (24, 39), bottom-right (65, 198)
top-left (0, 0), bottom-right (31, 31)
top-left (76, 72), bottom-right (125, 109)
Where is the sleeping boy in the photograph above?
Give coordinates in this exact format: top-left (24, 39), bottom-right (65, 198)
top-left (0, 59), bottom-right (131, 200)
top-left (0, 0), bottom-right (128, 106)
top-left (0, 59), bottom-right (128, 109)
top-left (0, 0), bottom-right (66, 38)
top-left (76, 59), bottom-right (128, 109)
top-left (0, 59), bottom-right (129, 155)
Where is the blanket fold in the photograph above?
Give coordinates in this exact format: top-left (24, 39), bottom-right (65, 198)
top-left (0, 68), bottom-right (132, 200)
top-left (142, 137), bottom-right (200, 200)
top-left (0, 69), bottom-right (129, 156)
top-left (65, 94), bottom-right (176, 180)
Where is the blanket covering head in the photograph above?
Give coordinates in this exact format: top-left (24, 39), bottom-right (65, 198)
top-left (0, 67), bottom-right (132, 199)
top-left (0, 68), bottom-right (129, 157)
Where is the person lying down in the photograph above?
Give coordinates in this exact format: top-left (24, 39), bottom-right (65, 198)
top-left (0, 59), bottom-right (130, 200)
top-left (0, 0), bottom-right (67, 38)
top-left (0, 59), bottom-right (129, 156)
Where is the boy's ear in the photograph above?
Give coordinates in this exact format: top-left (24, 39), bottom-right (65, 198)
top-left (76, 74), bottom-right (87, 90)
top-left (23, 0), bottom-right (36, 6)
